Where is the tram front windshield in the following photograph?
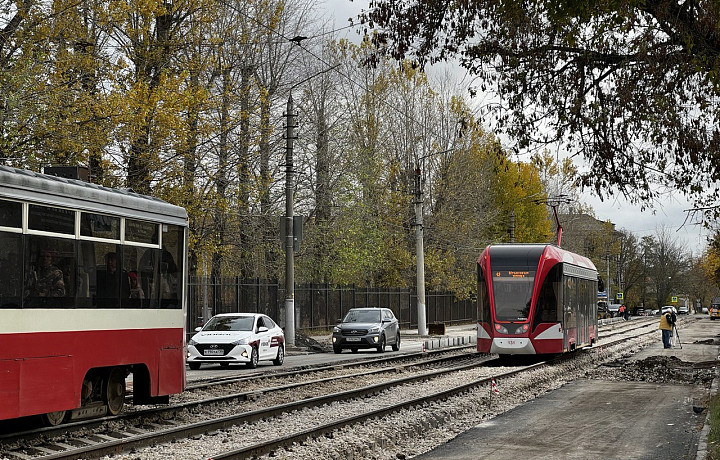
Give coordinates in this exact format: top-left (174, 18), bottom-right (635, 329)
top-left (492, 270), bottom-right (536, 321)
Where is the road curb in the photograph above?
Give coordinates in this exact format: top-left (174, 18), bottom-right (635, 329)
top-left (695, 354), bottom-right (719, 460)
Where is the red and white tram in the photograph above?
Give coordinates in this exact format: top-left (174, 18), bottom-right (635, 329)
top-left (477, 244), bottom-right (598, 355)
top-left (0, 166), bottom-right (187, 425)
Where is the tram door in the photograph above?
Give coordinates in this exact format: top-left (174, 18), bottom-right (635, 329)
top-left (581, 277), bottom-right (593, 346)
top-left (579, 277), bottom-right (589, 346)
top-left (579, 307), bottom-right (587, 346)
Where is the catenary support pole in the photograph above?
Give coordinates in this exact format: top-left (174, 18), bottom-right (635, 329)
top-left (285, 94), bottom-right (295, 346)
top-left (414, 167), bottom-right (427, 336)
top-left (606, 253), bottom-right (612, 307)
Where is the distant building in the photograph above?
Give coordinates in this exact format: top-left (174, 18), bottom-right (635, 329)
top-left (557, 212), bottom-right (617, 258)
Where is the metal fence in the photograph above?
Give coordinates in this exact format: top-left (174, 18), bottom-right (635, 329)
top-left (187, 277), bottom-right (477, 335)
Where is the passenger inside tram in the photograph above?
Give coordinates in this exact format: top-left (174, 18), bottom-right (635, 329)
top-left (96, 252), bottom-right (129, 307)
top-left (29, 249), bottom-right (66, 298)
top-left (128, 271), bottom-right (145, 299)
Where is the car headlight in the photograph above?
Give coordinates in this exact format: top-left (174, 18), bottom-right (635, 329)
top-left (188, 339), bottom-right (198, 346)
top-left (333, 326), bottom-right (341, 333)
top-left (232, 338), bottom-right (250, 345)
top-left (369, 326), bottom-right (380, 333)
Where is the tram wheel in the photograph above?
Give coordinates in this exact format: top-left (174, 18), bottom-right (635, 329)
top-left (41, 410), bottom-right (67, 427)
top-left (105, 367), bottom-right (126, 416)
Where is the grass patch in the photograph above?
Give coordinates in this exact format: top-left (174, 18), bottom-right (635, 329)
top-left (707, 393), bottom-right (720, 459)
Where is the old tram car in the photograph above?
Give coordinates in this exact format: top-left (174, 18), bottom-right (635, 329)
top-left (0, 166), bottom-right (187, 425)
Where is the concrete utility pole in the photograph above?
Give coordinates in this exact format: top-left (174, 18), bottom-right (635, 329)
top-left (414, 167), bottom-right (427, 336)
top-left (284, 94), bottom-right (296, 346)
top-left (606, 252), bottom-right (612, 304)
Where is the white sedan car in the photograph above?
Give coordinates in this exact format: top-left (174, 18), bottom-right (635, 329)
top-left (187, 313), bottom-right (285, 369)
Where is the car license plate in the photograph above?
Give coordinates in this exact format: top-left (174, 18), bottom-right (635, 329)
top-left (204, 349), bottom-right (224, 356)
top-left (346, 337), bottom-right (361, 342)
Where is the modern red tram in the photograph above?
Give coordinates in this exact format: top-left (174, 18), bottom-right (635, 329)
top-left (477, 244), bottom-right (598, 355)
top-left (0, 166), bottom-right (187, 425)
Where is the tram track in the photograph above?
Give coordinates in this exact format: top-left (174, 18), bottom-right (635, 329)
top-left (0, 318), bottom-right (676, 460)
top-left (205, 322), bottom-right (671, 459)
top-left (599, 317), bottom-right (660, 341)
top-left (205, 318), bottom-right (676, 459)
top-left (3, 352), bottom-right (516, 460)
top-left (0, 348), bottom-right (484, 459)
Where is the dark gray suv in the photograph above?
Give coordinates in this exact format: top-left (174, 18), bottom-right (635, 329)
top-left (332, 307), bottom-right (400, 354)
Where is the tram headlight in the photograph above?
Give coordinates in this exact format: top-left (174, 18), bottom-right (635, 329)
top-left (494, 323), bottom-right (509, 334)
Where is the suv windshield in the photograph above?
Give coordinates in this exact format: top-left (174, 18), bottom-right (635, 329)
top-left (204, 316), bottom-right (254, 331)
top-left (343, 309), bottom-right (381, 323)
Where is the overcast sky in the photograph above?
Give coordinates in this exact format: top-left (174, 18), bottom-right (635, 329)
top-left (322, 1), bottom-right (710, 254)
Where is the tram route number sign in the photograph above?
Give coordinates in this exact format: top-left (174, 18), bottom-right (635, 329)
top-left (495, 270), bottom-right (533, 278)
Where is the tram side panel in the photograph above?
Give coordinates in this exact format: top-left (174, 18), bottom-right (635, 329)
top-left (529, 262), bottom-right (563, 354)
top-left (560, 273), bottom-right (598, 351)
top-left (0, 312), bottom-right (184, 420)
top-left (0, 353), bottom-right (75, 420)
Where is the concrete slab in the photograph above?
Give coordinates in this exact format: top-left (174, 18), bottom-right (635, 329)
top-left (416, 380), bottom-right (704, 460)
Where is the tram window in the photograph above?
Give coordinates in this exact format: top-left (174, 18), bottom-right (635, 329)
top-left (0, 232), bottom-right (22, 307)
top-left (563, 276), bottom-right (577, 329)
top-left (80, 212), bottom-right (120, 240)
top-left (126, 219), bottom-right (158, 244)
top-left (122, 246), bottom-right (155, 308)
top-left (0, 199), bottom-right (21, 228)
top-left (28, 205), bottom-right (74, 234)
top-left (477, 267), bottom-right (490, 323)
top-left (79, 241), bottom-right (125, 308)
top-left (137, 247), bottom-right (160, 308)
top-left (534, 264), bottom-right (561, 327)
top-left (23, 236), bottom-right (75, 308)
top-left (160, 224), bottom-right (183, 309)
